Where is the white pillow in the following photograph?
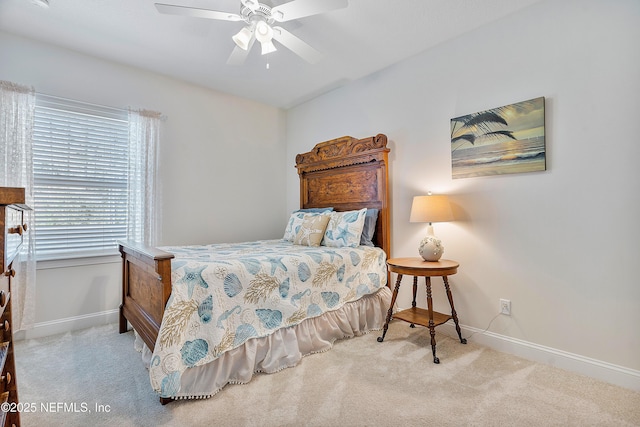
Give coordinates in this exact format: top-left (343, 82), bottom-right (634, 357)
top-left (283, 211), bottom-right (307, 241)
top-left (323, 208), bottom-right (367, 247)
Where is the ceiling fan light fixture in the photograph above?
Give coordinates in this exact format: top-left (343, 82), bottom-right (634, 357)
top-left (232, 26), bottom-right (253, 51)
top-left (260, 40), bottom-right (277, 55)
top-left (254, 20), bottom-right (274, 43)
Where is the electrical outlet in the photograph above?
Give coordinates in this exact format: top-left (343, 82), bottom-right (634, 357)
top-left (500, 299), bottom-right (511, 315)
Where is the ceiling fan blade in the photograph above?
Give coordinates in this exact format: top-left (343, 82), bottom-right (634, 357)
top-left (240, 0), bottom-right (259, 11)
top-left (227, 37), bottom-right (256, 66)
top-left (155, 3), bottom-right (242, 21)
top-left (271, 0), bottom-right (348, 22)
top-left (272, 26), bottom-right (322, 64)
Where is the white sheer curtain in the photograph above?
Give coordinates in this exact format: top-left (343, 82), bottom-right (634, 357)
top-left (127, 109), bottom-right (162, 246)
top-left (0, 80), bottom-right (36, 331)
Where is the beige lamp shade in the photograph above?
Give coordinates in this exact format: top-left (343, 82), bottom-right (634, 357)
top-left (409, 195), bottom-right (453, 224)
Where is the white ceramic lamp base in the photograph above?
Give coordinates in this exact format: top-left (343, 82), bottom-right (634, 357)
top-left (418, 225), bottom-right (444, 261)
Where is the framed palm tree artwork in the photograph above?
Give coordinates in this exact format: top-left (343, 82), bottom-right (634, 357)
top-left (451, 97), bottom-right (545, 179)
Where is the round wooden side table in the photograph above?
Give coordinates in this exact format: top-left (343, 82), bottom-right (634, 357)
top-left (377, 257), bottom-right (466, 363)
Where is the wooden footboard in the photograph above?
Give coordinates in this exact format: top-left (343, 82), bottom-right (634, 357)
top-left (118, 241), bottom-right (174, 352)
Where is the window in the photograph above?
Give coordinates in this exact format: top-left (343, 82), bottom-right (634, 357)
top-left (33, 95), bottom-right (130, 259)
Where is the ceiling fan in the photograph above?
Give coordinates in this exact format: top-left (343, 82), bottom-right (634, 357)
top-left (155, 0), bottom-right (348, 65)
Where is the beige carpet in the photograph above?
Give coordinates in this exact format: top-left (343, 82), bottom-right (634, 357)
top-left (14, 322), bottom-right (640, 427)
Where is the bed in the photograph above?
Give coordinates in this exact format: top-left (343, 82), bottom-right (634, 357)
top-left (118, 133), bottom-right (391, 403)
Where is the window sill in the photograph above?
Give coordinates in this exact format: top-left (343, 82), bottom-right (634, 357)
top-left (36, 253), bottom-right (121, 270)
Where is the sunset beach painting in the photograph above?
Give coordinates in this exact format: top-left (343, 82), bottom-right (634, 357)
top-left (451, 97), bottom-right (545, 179)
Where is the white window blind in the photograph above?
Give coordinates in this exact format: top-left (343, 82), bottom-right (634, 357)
top-left (33, 95), bottom-right (130, 259)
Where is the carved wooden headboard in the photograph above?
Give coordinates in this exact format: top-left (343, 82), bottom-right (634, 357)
top-left (295, 134), bottom-right (391, 259)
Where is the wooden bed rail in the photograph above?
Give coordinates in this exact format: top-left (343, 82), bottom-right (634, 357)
top-left (118, 240), bottom-right (174, 352)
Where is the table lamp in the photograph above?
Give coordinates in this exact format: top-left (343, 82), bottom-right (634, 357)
top-left (409, 193), bottom-right (453, 261)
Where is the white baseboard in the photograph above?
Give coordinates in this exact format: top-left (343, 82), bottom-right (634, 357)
top-left (437, 322), bottom-right (640, 392)
top-left (14, 309), bottom-right (120, 341)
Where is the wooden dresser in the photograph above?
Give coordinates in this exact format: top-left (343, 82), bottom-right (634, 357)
top-left (0, 187), bottom-right (28, 427)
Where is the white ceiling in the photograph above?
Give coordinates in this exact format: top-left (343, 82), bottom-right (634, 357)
top-left (0, 0), bottom-right (543, 108)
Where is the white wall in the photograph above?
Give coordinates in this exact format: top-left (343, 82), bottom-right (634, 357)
top-left (286, 0), bottom-right (640, 384)
top-left (0, 31), bottom-right (287, 334)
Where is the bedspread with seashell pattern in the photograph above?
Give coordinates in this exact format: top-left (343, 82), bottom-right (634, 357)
top-left (149, 239), bottom-right (387, 397)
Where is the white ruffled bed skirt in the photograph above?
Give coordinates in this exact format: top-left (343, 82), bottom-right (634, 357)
top-left (134, 286), bottom-right (392, 400)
